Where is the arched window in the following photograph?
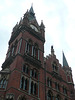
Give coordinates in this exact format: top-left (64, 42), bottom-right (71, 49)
top-left (47, 77), bottom-right (52, 87)
top-left (3, 79), bottom-right (6, 88)
top-left (31, 81), bottom-right (38, 95)
top-left (22, 64), bottom-right (29, 74)
top-left (25, 39), bottom-right (33, 55)
top-left (10, 40), bottom-right (18, 57)
top-left (47, 90), bottom-right (53, 100)
top-left (0, 78), bottom-right (7, 88)
top-left (20, 76), bottom-right (28, 91)
top-left (34, 83), bottom-right (36, 95)
top-left (33, 43), bottom-right (39, 60)
top-left (20, 77), bottom-right (24, 89)
top-left (24, 79), bottom-right (27, 90)
top-left (31, 69), bottom-right (37, 78)
top-left (6, 94), bottom-right (14, 100)
top-left (31, 81), bottom-right (34, 94)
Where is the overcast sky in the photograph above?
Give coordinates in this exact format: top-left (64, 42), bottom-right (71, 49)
top-left (0, 0), bottom-right (75, 83)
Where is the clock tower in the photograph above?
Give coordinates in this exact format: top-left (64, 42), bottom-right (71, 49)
top-left (0, 5), bottom-right (75, 100)
top-left (0, 6), bottom-right (45, 100)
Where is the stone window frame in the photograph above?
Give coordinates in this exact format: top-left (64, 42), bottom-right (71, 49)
top-left (30, 80), bottom-right (38, 95)
top-left (25, 39), bottom-right (33, 55)
top-left (0, 77), bottom-right (7, 89)
top-left (22, 63), bottom-right (30, 75)
top-left (31, 68), bottom-right (38, 79)
top-left (20, 75), bottom-right (29, 91)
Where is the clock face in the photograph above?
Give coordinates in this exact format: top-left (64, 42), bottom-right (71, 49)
top-left (30, 24), bottom-right (38, 32)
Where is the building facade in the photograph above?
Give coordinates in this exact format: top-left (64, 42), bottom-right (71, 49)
top-left (0, 6), bottom-right (75, 100)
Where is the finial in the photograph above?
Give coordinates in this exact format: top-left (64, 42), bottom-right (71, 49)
top-left (51, 45), bottom-right (54, 56)
top-left (31, 3), bottom-right (33, 7)
top-left (40, 20), bottom-right (45, 29)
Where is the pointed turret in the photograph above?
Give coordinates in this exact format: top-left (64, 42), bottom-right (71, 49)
top-left (40, 20), bottom-right (45, 38)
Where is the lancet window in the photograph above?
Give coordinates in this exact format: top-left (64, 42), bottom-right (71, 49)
top-left (0, 78), bottom-right (7, 89)
top-left (31, 81), bottom-right (38, 95)
top-left (47, 77), bottom-right (52, 87)
top-left (20, 76), bottom-right (29, 91)
top-left (33, 43), bottom-right (39, 60)
top-left (31, 69), bottom-right (37, 78)
top-left (22, 64), bottom-right (29, 74)
top-left (25, 39), bottom-right (32, 55)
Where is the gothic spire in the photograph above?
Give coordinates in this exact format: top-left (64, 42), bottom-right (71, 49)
top-left (29, 5), bottom-right (35, 16)
top-left (29, 4), bottom-right (34, 13)
top-left (63, 52), bottom-right (69, 67)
